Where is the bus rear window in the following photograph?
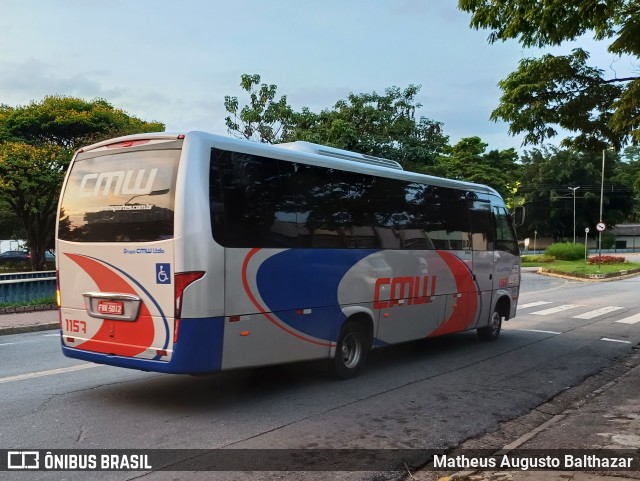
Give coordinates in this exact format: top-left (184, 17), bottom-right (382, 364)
top-left (58, 148), bottom-right (180, 242)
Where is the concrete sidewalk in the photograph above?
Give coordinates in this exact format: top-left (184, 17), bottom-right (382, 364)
top-left (0, 309), bottom-right (59, 335)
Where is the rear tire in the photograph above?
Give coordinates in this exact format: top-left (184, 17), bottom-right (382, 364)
top-left (477, 309), bottom-right (502, 341)
top-left (330, 321), bottom-right (369, 379)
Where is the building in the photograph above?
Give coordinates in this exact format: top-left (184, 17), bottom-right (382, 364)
top-left (610, 224), bottom-right (640, 250)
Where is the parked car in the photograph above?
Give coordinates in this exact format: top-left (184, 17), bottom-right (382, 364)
top-left (0, 250), bottom-right (30, 264)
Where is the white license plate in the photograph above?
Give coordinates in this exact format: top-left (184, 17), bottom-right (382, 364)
top-left (97, 300), bottom-right (124, 315)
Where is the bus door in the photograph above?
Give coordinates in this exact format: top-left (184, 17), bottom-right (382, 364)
top-left (57, 139), bottom-right (182, 362)
top-left (492, 206), bottom-right (520, 294)
top-left (470, 200), bottom-right (495, 327)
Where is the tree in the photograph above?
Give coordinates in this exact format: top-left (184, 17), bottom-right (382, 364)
top-left (613, 145), bottom-right (640, 220)
top-left (458, 0), bottom-right (640, 150)
top-left (289, 85), bottom-right (449, 169)
top-left (0, 96), bottom-right (165, 270)
top-left (517, 147), bottom-right (634, 239)
top-left (0, 142), bottom-right (69, 270)
top-left (0, 198), bottom-right (24, 240)
top-left (436, 137), bottom-right (521, 200)
top-left (224, 75), bottom-right (450, 169)
top-left (0, 96), bottom-right (164, 150)
top-left (224, 74), bottom-right (294, 144)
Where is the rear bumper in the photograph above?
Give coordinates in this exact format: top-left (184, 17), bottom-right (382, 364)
top-left (61, 316), bottom-right (225, 374)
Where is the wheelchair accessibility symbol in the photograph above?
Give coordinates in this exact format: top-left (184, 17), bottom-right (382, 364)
top-left (156, 263), bottom-right (171, 284)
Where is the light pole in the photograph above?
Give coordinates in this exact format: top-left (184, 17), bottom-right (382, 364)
top-left (568, 186), bottom-right (580, 243)
top-left (599, 147), bottom-right (615, 262)
top-left (534, 230), bottom-right (537, 253)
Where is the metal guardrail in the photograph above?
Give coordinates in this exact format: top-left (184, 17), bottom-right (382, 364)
top-left (0, 271), bottom-right (56, 304)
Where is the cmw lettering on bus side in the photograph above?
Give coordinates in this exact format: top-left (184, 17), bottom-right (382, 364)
top-left (79, 168), bottom-right (158, 197)
top-left (374, 275), bottom-right (437, 309)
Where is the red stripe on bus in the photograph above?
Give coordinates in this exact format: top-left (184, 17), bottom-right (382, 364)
top-left (65, 254), bottom-right (155, 357)
top-left (427, 251), bottom-right (479, 337)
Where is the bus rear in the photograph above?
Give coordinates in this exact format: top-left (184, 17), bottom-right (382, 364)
top-left (56, 134), bottom-right (215, 373)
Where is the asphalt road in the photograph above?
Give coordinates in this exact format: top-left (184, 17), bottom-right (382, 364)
top-left (1, 271), bottom-right (640, 480)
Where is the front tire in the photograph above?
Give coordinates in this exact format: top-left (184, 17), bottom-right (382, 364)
top-left (330, 321), bottom-right (369, 379)
top-left (477, 309), bottom-right (502, 341)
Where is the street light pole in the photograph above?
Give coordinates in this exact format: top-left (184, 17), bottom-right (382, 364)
top-left (599, 149), bottom-right (605, 262)
top-left (568, 186), bottom-right (580, 243)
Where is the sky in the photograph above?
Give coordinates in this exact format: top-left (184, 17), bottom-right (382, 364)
top-left (0, 0), bottom-right (635, 152)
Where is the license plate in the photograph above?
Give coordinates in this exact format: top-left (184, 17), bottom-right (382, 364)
top-left (97, 300), bottom-right (124, 315)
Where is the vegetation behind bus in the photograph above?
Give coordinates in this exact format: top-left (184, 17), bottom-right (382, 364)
top-left (0, 97), bottom-right (164, 270)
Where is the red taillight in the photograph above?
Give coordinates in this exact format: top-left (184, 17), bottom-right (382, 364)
top-left (56, 270), bottom-right (62, 329)
top-left (174, 271), bottom-right (205, 343)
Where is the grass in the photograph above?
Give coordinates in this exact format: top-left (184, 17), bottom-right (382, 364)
top-left (0, 297), bottom-right (56, 308)
top-left (522, 256), bottom-right (640, 276)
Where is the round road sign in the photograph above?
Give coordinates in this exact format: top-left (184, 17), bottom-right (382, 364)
top-left (596, 222), bottom-right (606, 232)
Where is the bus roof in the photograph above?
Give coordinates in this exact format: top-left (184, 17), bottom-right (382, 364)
top-left (76, 131), bottom-right (502, 198)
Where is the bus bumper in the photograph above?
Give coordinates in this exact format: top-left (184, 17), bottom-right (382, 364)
top-left (60, 316), bottom-right (225, 374)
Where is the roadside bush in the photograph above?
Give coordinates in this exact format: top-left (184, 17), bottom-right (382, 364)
top-left (545, 242), bottom-right (585, 261)
top-left (521, 254), bottom-right (555, 263)
top-left (587, 255), bottom-right (626, 265)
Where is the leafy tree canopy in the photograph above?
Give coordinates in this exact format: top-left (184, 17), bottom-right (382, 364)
top-left (224, 74), bottom-right (294, 144)
top-left (224, 75), bottom-right (449, 169)
top-left (459, 0), bottom-right (640, 149)
top-left (0, 96), bottom-right (164, 150)
top-left (517, 147), bottom-right (634, 238)
top-left (290, 85), bottom-right (449, 168)
top-left (0, 142), bottom-right (70, 269)
top-left (0, 96), bottom-right (165, 270)
top-left (437, 136), bottom-right (521, 200)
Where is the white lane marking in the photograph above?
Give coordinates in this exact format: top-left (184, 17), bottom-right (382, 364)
top-left (573, 306), bottom-right (625, 319)
top-left (530, 304), bottom-right (583, 316)
top-left (0, 342), bottom-right (17, 347)
top-left (0, 364), bottom-right (98, 384)
top-left (519, 329), bottom-right (562, 335)
top-left (519, 301), bottom-right (553, 309)
top-left (616, 313), bottom-right (640, 325)
top-left (43, 334), bottom-right (60, 337)
top-left (601, 338), bottom-right (632, 344)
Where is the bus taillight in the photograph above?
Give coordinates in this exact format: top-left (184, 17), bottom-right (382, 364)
top-left (56, 270), bottom-right (61, 307)
top-left (56, 270), bottom-right (62, 329)
top-left (174, 271), bottom-right (205, 343)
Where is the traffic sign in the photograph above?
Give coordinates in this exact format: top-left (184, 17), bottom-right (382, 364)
top-left (585, 227), bottom-right (590, 234)
top-left (596, 222), bottom-right (606, 232)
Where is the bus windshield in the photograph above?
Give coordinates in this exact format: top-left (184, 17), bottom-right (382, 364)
top-left (58, 148), bottom-right (180, 242)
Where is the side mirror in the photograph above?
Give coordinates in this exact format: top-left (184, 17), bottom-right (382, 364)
top-left (514, 206), bottom-right (525, 226)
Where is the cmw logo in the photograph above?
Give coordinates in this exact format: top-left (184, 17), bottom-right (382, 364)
top-left (79, 168), bottom-right (158, 198)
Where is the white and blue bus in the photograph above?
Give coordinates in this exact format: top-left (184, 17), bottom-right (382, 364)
top-left (55, 131), bottom-right (521, 378)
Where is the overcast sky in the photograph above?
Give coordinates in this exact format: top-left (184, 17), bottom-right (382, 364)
top-left (0, 0), bottom-right (633, 151)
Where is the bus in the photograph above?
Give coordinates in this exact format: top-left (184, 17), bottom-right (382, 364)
top-left (55, 131), bottom-right (521, 378)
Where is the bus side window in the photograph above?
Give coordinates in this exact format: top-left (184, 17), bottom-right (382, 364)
top-left (210, 148), bottom-right (287, 248)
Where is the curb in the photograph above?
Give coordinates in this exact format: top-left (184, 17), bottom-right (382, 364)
top-left (0, 323), bottom-right (59, 336)
top-left (534, 268), bottom-right (640, 282)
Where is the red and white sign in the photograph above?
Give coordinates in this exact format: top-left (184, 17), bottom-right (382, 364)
top-left (596, 222), bottom-right (606, 232)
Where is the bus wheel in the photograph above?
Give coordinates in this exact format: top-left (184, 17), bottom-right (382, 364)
top-left (330, 321), bottom-right (368, 379)
top-left (477, 309), bottom-right (502, 341)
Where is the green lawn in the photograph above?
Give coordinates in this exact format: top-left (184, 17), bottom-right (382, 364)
top-left (521, 257), bottom-right (640, 276)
